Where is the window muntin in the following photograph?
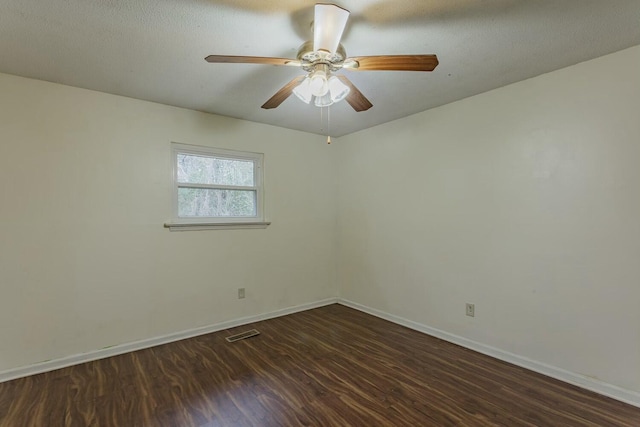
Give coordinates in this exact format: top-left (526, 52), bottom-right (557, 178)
top-left (172, 143), bottom-right (264, 223)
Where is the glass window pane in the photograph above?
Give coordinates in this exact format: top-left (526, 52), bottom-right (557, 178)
top-left (178, 188), bottom-right (257, 217)
top-left (177, 154), bottom-right (254, 186)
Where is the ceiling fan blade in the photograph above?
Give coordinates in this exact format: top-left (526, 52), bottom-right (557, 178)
top-left (313, 4), bottom-right (350, 53)
top-left (261, 76), bottom-right (306, 109)
top-left (337, 76), bottom-right (373, 112)
top-left (344, 55), bottom-right (439, 72)
top-left (205, 55), bottom-right (300, 67)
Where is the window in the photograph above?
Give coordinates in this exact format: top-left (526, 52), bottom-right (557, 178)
top-left (166, 143), bottom-right (268, 230)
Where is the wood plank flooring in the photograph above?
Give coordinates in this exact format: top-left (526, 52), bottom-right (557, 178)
top-left (1, 304), bottom-right (639, 426)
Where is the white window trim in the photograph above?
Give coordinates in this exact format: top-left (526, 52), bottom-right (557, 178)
top-left (164, 143), bottom-right (270, 231)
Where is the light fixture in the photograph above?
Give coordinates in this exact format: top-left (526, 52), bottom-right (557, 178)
top-left (292, 77), bottom-right (312, 104)
top-left (328, 76), bottom-right (349, 103)
top-left (292, 71), bottom-right (351, 107)
top-left (309, 69), bottom-right (329, 97)
top-left (314, 92), bottom-right (334, 107)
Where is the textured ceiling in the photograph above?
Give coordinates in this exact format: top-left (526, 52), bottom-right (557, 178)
top-left (1, 0), bottom-right (639, 137)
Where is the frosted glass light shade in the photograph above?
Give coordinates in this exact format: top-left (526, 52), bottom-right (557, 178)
top-left (313, 4), bottom-right (350, 53)
top-left (328, 76), bottom-right (350, 102)
top-left (292, 77), bottom-right (312, 104)
top-left (314, 93), bottom-right (334, 107)
top-left (309, 70), bottom-right (329, 97)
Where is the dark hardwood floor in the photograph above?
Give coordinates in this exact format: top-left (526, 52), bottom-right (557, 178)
top-left (1, 304), bottom-right (639, 426)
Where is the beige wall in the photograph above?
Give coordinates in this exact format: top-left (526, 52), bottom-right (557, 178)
top-left (0, 73), bottom-right (338, 372)
top-left (336, 45), bottom-right (640, 394)
top-left (2, 45), bottom-right (639, 399)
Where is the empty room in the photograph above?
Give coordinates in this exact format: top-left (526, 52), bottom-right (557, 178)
top-left (1, 0), bottom-right (639, 425)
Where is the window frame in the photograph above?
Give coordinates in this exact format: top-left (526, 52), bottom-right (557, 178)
top-left (165, 143), bottom-right (269, 231)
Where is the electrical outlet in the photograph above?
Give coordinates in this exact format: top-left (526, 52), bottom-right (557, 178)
top-left (238, 288), bottom-right (245, 299)
top-left (466, 303), bottom-right (475, 317)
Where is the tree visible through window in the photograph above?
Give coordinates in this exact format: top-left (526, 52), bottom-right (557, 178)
top-left (172, 143), bottom-right (264, 222)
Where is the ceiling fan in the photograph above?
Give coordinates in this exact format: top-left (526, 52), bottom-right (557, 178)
top-left (205, 3), bottom-right (439, 112)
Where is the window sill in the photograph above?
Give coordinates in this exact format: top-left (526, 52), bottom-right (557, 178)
top-left (164, 221), bottom-right (271, 231)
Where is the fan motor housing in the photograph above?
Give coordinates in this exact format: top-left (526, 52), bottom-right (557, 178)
top-left (297, 41), bottom-right (346, 72)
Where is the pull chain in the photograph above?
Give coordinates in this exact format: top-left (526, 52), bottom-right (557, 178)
top-left (326, 105), bottom-right (331, 144)
top-left (319, 104), bottom-right (332, 144)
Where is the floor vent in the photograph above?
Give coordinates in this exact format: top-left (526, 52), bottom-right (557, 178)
top-left (225, 329), bottom-right (260, 343)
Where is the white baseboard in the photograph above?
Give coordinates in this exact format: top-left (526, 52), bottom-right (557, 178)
top-left (0, 297), bottom-right (338, 384)
top-left (338, 298), bottom-right (640, 408)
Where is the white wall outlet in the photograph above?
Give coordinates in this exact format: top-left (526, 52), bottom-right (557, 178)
top-left (466, 303), bottom-right (475, 317)
top-left (238, 288), bottom-right (245, 299)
